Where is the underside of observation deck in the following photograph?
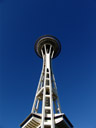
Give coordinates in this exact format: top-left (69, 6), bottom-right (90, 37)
top-left (35, 35), bottom-right (61, 59)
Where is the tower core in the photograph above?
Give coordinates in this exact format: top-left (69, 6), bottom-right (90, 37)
top-left (20, 35), bottom-right (73, 128)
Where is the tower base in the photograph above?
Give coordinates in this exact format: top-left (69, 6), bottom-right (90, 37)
top-left (20, 113), bottom-right (73, 128)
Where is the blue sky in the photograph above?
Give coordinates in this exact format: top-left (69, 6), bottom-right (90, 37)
top-left (0, 0), bottom-right (96, 128)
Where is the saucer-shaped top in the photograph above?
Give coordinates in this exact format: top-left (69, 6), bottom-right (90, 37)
top-left (34, 35), bottom-right (61, 58)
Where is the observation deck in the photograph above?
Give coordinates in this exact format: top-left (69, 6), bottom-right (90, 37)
top-left (35, 35), bottom-right (61, 59)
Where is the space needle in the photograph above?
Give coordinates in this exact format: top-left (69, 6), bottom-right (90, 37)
top-left (20, 35), bottom-right (73, 128)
